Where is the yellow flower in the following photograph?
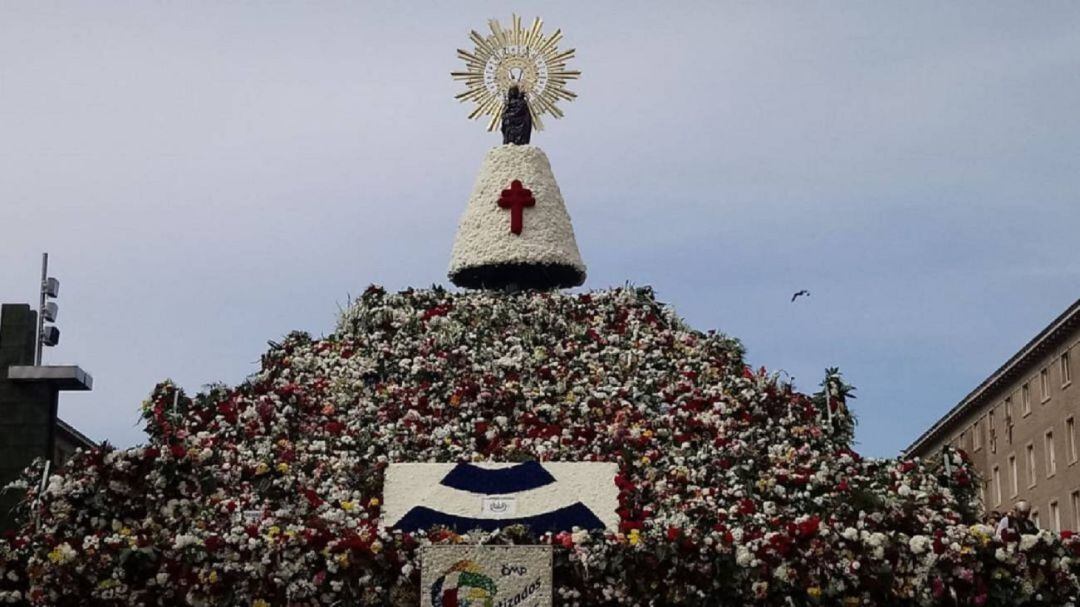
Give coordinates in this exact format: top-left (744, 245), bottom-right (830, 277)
top-left (267, 526), bottom-right (281, 538)
top-left (807, 586), bottom-right (822, 600)
top-left (253, 600), bottom-right (270, 607)
top-left (628, 529), bottom-right (641, 545)
top-left (368, 497), bottom-right (380, 507)
top-left (340, 500), bottom-right (355, 512)
top-left (640, 456), bottom-right (651, 465)
top-left (254, 462), bottom-right (269, 476)
top-left (843, 598), bottom-right (860, 607)
top-left (276, 462), bottom-right (289, 474)
top-left (371, 540), bottom-right (383, 553)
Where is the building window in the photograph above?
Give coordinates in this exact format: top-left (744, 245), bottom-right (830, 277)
top-left (1005, 397), bottom-right (1014, 443)
top-left (1046, 430), bottom-right (1057, 477)
top-left (1027, 443), bottom-right (1037, 488)
top-left (1072, 490), bottom-right (1080, 531)
top-left (1068, 417), bottom-right (1077, 464)
top-left (993, 465), bottom-right (1002, 506)
top-left (1051, 500), bottom-right (1061, 532)
top-left (989, 408), bottom-right (997, 451)
top-left (973, 420), bottom-right (982, 451)
top-left (1009, 454), bottom-right (1018, 497)
top-left (1033, 508), bottom-right (1041, 528)
top-left (1063, 352), bottom-right (1072, 387)
top-left (1041, 368), bottom-right (1051, 402)
top-left (1023, 383), bottom-right (1032, 415)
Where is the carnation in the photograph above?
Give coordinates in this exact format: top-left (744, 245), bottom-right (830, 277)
top-left (0, 286), bottom-right (1076, 605)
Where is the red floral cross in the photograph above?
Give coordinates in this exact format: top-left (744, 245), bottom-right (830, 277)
top-left (498, 179), bottom-right (535, 235)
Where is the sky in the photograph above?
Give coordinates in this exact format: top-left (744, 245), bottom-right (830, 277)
top-left (2, 2), bottom-right (1079, 457)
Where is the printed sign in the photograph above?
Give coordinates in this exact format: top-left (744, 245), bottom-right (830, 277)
top-left (382, 462), bottom-right (618, 533)
top-left (421, 545), bottom-right (552, 607)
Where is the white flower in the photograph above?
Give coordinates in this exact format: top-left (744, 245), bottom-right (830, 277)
top-left (1020, 534), bottom-right (1039, 551)
top-left (909, 535), bottom-right (930, 555)
top-left (735, 546), bottom-right (754, 567)
top-left (172, 534), bottom-right (201, 550)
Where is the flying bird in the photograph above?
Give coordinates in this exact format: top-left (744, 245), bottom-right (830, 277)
top-left (791, 290), bottom-right (810, 302)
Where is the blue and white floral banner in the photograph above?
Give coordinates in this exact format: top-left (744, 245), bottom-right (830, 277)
top-left (383, 462), bottom-right (618, 533)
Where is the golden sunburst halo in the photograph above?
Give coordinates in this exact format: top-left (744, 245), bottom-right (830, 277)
top-left (452, 15), bottom-right (581, 132)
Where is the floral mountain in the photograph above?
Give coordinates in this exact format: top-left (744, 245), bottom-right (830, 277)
top-left (2, 286), bottom-right (1079, 606)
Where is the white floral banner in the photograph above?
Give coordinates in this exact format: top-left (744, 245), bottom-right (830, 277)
top-left (383, 462), bottom-right (619, 533)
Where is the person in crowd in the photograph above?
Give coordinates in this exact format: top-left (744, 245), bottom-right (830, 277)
top-left (996, 500), bottom-right (1037, 541)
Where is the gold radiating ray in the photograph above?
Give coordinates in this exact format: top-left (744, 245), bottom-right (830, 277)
top-left (452, 15), bottom-right (581, 132)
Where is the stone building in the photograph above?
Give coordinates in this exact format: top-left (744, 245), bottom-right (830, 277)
top-left (0, 303), bottom-right (95, 530)
top-left (906, 298), bottom-right (1080, 531)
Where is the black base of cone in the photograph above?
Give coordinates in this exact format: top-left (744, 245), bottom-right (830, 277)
top-left (449, 263), bottom-right (585, 291)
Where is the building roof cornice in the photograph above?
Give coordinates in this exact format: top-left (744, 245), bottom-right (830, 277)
top-left (904, 297), bottom-right (1080, 457)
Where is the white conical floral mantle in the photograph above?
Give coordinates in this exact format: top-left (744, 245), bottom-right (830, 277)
top-left (448, 144), bottom-right (586, 290)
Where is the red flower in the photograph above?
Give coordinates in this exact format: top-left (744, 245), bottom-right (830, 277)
top-left (797, 516), bottom-right (820, 539)
top-left (932, 578), bottom-right (946, 599)
top-left (666, 526), bottom-right (681, 542)
top-left (302, 488), bottom-right (323, 508)
top-left (770, 533), bottom-right (794, 557)
top-left (555, 531), bottom-right (574, 549)
top-left (204, 535), bottom-right (224, 552)
top-left (169, 444), bottom-right (187, 459)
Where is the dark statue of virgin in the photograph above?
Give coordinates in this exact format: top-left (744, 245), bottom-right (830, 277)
top-left (501, 85), bottom-right (532, 145)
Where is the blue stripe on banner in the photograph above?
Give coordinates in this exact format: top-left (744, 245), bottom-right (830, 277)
top-left (393, 502), bottom-right (606, 533)
top-left (438, 461), bottom-right (556, 494)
